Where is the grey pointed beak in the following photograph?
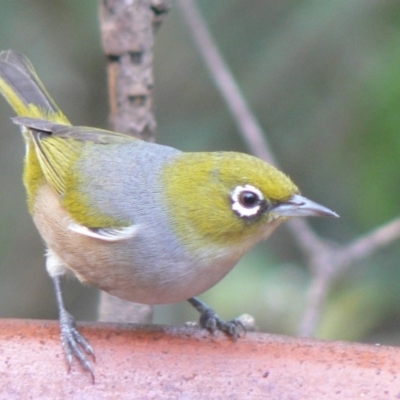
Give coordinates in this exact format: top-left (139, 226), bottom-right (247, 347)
top-left (273, 194), bottom-right (339, 218)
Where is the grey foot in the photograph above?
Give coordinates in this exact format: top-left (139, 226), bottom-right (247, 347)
top-left (59, 309), bottom-right (95, 382)
top-left (187, 297), bottom-right (246, 339)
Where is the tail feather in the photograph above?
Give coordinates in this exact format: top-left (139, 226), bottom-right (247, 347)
top-left (0, 50), bottom-right (69, 123)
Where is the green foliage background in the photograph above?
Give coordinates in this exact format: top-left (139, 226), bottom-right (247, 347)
top-left (1, 0), bottom-right (400, 344)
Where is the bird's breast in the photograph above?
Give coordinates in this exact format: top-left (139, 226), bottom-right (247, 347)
top-left (32, 183), bottom-right (242, 304)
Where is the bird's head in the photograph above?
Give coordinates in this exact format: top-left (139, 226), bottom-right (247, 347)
top-left (161, 152), bottom-right (337, 256)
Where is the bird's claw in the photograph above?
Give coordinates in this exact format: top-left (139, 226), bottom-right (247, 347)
top-left (59, 309), bottom-right (95, 382)
top-left (199, 308), bottom-right (246, 340)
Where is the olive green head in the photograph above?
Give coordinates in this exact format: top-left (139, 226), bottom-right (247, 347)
top-left (161, 152), bottom-right (336, 254)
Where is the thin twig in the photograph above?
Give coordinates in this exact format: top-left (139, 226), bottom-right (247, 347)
top-left (177, 0), bottom-right (276, 165)
top-left (337, 216), bottom-right (400, 271)
top-left (299, 216), bottom-right (400, 336)
top-left (298, 272), bottom-right (332, 337)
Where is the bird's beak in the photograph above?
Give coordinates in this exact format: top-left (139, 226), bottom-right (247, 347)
top-left (273, 194), bottom-right (339, 218)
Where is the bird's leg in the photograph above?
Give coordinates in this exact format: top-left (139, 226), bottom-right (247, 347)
top-left (187, 297), bottom-right (245, 340)
top-left (52, 275), bottom-right (95, 382)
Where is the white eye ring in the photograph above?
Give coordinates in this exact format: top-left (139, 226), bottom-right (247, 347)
top-left (231, 184), bottom-right (264, 218)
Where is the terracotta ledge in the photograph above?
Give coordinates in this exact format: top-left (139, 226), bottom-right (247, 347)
top-left (0, 318), bottom-right (399, 399)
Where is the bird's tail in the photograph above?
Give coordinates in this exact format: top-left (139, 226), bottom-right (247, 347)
top-left (0, 50), bottom-right (69, 124)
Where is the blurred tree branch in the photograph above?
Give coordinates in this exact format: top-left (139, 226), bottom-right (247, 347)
top-left (177, 0), bottom-right (400, 337)
top-left (98, 0), bottom-right (170, 323)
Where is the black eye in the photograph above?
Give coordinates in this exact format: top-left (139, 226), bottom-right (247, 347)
top-left (231, 184), bottom-right (265, 218)
top-left (239, 191), bottom-right (260, 208)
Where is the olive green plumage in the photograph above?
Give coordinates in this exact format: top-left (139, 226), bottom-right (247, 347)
top-left (162, 152), bottom-right (298, 249)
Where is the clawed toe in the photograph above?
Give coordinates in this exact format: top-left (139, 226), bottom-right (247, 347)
top-left (188, 297), bottom-right (247, 340)
top-left (60, 309), bottom-right (95, 382)
top-left (200, 308), bottom-right (246, 339)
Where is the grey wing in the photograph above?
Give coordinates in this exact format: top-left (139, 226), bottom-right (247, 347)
top-left (12, 116), bottom-right (135, 144)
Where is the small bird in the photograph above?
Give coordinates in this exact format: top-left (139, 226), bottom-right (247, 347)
top-left (0, 50), bottom-right (338, 378)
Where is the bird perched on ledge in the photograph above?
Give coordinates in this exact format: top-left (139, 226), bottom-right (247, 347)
top-left (0, 50), bottom-right (338, 380)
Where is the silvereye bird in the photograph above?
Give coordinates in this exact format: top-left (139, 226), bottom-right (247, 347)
top-left (0, 50), bottom-right (338, 378)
